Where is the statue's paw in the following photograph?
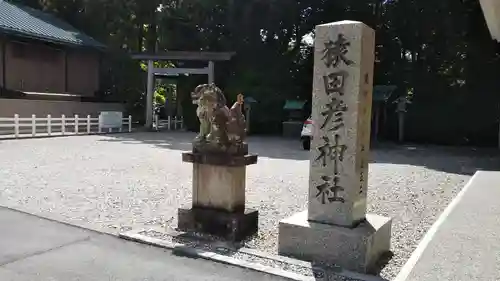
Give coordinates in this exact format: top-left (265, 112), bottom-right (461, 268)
top-left (194, 135), bottom-right (205, 142)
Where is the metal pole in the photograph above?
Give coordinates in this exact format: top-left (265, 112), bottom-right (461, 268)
top-left (74, 114), bottom-right (78, 134)
top-left (47, 115), bottom-right (52, 136)
top-left (14, 114), bottom-right (19, 138)
top-left (146, 60), bottom-right (154, 129)
top-left (398, 112), bottom-right (405, 143)
top-left (61, 115), bottom-right (66, 135)
top-left (208, 61), bottom-right (215, 84)
top-left (31, 114), bottom-right (36, 137)
top-left (87, 115), bottom-right (91, 134)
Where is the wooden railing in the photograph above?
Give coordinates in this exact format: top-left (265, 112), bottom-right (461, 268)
top-left (154, 115), bottom-right (184, 131)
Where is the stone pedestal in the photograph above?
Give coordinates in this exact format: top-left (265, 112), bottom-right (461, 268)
top-left (278, 20), bottom-right (392, 273)
top-left (178, 151), bottom-right (258, 241)
top-left (192, 164), bottom-right (245, 212)
top-left (178, 206), bottom-right (258, 241)
top-left (279, 212), bottom-right (391, 273)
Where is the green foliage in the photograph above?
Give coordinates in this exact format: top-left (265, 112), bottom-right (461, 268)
top-left (154, 90), bottom-right (166, 105)
top-left (24, 0), bottom-right (500, 145)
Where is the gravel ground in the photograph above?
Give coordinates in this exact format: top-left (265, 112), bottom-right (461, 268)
top-left (1, 132), bottom-right (499, 280)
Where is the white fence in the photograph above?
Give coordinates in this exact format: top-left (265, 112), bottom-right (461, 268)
top-left (0, 114), bottom-right (132, 139)
top-left (154, 115), bottom-right (184, 131)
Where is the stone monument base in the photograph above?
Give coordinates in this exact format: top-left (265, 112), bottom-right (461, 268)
top-left (178, 205), bottom-right (258, 241)
top-left (278, 211), bottom-right (392, 273)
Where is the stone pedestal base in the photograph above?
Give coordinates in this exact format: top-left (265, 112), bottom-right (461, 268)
top-left (192, 164), bottom-right (245, 212)
top-left (179, 151), bottom-right (258, 241)
top-left (278, 211), bottom-right (392, 273)
top-left (178, 206), bottom-right (258, 241)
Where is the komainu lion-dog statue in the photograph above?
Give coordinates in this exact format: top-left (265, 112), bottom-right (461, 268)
top-left (191, 83), bottom-right (247, 155)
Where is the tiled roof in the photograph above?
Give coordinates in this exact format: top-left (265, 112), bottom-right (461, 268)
top-left (0, 0), bottom-right (105, 49)
top-left (283, 100), bottom-right (306, 110)
top-left (373, 85), bottom-right (397, 102)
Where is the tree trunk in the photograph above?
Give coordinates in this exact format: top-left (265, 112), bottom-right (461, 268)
top-left (137, 24), bottom-right (144, 52)
top-left (147, 23), bottom-right (157, 52)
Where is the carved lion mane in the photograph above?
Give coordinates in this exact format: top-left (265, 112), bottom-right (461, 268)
top-left (191, 83), bottom-right (246, 151)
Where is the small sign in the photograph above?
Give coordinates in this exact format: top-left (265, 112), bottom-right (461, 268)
top-left (100, 111), bottom-right (123, 129)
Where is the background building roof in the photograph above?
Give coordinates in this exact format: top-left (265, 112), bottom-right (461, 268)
top-left (373, 85), bottom-right (397, 102)
top-left (283, 100), bottom-right (306, 110)
top-left (0, 0), bottom-right (105, 49)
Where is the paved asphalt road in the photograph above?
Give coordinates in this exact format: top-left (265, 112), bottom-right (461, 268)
top-left (0, 207), bottom-right (289, 281)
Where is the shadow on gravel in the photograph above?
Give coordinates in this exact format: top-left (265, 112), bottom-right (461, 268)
top-left (101, 132), bottom-right (500, 175)
top-left (163, 228), bottom-right (391, 281)
top-left (370, 251), bottom-right (394, 278)
top-left (371, 143), bottom-right (500, 175)
top-left (100, 131), bottom-right (312, 161)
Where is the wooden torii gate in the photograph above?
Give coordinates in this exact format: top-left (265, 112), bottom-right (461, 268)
top-left (132, 51), bottom-right (235, 129)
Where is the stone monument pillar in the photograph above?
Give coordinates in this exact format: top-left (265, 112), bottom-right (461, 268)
top-left (278, 21), bottom-right (392, 273)
top-left (178, 84), bottom-right (258, 241)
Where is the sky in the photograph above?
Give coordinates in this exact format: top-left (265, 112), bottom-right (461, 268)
top-left (302, 32), bottom-right (314, 46)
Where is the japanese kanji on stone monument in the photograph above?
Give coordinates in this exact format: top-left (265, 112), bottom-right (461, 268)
top-left (278, 20), bottom-right (392, 273)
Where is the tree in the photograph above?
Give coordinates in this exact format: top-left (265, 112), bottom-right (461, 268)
top-left (20, 0), bottom-right (500, 143)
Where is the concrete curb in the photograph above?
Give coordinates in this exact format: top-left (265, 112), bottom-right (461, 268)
top-left (119, 230), bottom-right (385, 281)
top-left (119, 230), bottom-right (313, 281)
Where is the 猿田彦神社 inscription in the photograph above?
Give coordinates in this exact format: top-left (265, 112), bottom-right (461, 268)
top-left (279, 22), bottom-right (392, 273)
top-left (314, 33), bottom-right (353, 205)
top-left (320, 97), bottom-right (347, 132)
top-left (359, 170), bottom-right (365, 194)
top-left (322, 34), bottom-right (355, 68)
top-left (316, 175), bottom-right (345, 204)
top-left (315, 135), bottom-right (347, 170)
top-left (323, 72), bottom-right (346, 95)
